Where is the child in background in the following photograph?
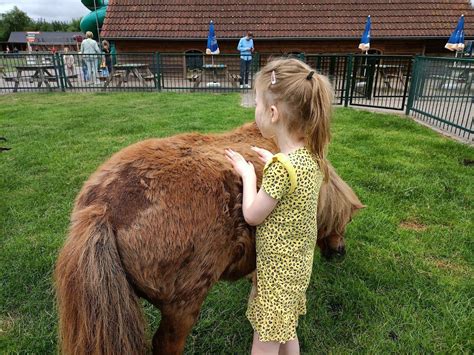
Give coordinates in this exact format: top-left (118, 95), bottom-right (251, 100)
top-left (78, 52), bottom-right (89, 82)
top-left (63, 47), bottom-right (75, 77)
top-left (225, 58), bottom-right (333, 355)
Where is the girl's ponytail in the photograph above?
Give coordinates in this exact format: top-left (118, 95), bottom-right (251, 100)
top-left (306, 73), bottom-right (333, 182)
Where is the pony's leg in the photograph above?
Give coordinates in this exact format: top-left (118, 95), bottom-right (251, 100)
top-left (152, 296), bottom-right (206, 355)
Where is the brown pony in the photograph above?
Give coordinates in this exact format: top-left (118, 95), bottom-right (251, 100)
top-left (55, 122), bottom-right (363, 355)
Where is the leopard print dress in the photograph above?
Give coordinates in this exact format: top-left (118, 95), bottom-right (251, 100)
top-left (246, 147), bottom-right (323, 343)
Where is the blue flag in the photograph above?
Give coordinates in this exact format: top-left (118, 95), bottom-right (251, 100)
top-left (206, 20), bottom-right (220, 55)
top-left (445, 15), bottom-right (465, 52)
top-left (359, 15), bottom-right (371, 52)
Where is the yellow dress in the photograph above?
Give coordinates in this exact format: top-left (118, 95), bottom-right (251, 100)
top-left (246, 147), bottom-right (323, 343)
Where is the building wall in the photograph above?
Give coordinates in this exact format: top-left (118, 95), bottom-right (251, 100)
top-left (111, 38), bottom-right (451, 56)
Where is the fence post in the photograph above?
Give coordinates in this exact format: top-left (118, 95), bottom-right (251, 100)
top-left (255, 52), bottom-right (261, 71)
top-left (405, 55), bottom-right (420, 116)
top-left (155, 52), bottom-right (161, 91)
top-left (344, 54), bottom-right (353, 107)
top-left (54, 53), bottom-right (65, 92)
top-left (252, 52), bottom-right (260, 73)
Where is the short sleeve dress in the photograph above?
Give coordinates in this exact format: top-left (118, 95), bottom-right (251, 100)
top-left (246, 146), bottom-right (323, 343)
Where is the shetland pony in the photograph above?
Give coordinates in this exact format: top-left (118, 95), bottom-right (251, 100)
top-left (55, 123), bottom-right (363, 354)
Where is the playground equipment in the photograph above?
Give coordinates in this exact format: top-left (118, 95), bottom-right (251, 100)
top-left (80, 0), bottom-right (108, 40)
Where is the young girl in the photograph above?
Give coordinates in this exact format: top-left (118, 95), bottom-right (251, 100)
top-left (63, 47), bottom-right (75, 77)
top-left (225, 58), bottom-right (333, 355)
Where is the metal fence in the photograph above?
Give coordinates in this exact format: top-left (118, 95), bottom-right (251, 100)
top-left (0, 52), bottom-right (161, 93)
top-left (1, 51), bottom-right (472, 141)
top-left (306, 54), bottom-right (348, 105)
top-left (0, 52), bottom-right (61, 92)
top-left (347, 55), bottom-right (413, 110)
top-left (159, 53), bottom-right (254, 92)
top-left (406, 56), bottom-right (473, 141)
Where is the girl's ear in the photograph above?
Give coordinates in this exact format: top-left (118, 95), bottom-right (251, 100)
top-left (270, 105), bottom-right (279, 124)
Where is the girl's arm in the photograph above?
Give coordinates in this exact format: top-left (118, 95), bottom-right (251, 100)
top-left (225, 149), bottom-right (277, 226)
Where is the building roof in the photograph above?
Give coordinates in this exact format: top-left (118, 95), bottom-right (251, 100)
top-left (102, 0), bottom-right (474, 40)
top-left (8, 32), bottom-right (84, 45)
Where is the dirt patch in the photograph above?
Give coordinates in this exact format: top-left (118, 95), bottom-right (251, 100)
top-left (399, 220), bottom-right (428, 231)
top-left (0, 313), bottom-right (17, 335)
top-left (427, 257), bottom-right (469, 275)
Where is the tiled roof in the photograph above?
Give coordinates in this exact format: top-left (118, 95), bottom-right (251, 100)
top-left (102, 0), bottom-right (474, 39)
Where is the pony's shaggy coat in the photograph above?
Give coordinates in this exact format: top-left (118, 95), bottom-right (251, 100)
top-left (55, 123), bottom-right (363, 355)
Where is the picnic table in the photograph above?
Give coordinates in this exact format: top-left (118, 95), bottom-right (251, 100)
top-left (202, 64), bottom-right (227, 85)
top-left (12, 64), bottom-right (57, 92)
top-left (375, 64), bottom-right (405, 89)
top-left (10, 64), bottom-right (77, 91)
top-left (103, 63), bottom-right (154, 89)
top-left (439, 63), bottom-right (474, 90)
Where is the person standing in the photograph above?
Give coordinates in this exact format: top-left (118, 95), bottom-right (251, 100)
top-left (63, 47), bottom-right (75, 76)
top-left (102, 40), bottom-right (113, 74)
top-left (237, 31), bottom-right (254, 88)
top-left (80, 31), bottom-right (102, 85)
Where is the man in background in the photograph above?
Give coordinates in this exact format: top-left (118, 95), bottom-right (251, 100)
top-left (237, 31), bottom-right (254, 88)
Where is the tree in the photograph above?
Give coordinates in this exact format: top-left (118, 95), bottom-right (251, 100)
top-left (0, 6), bottom-right (32, 41)
top-left (67, 18), bottom-right (82, 32)
top-left (34, 18), bottom-right (53, 32)
top-left (0, 6), bottom-right (82, 43)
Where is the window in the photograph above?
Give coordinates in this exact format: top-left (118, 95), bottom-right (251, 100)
top-left (185, 50), bottom-right (204, 70)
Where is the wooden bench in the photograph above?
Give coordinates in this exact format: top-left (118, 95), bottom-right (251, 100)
top-left (3, 75), bottom-right (17, 82)
top-left (186, 69), bottom-right (202, 91)
top-left (228, 73), bottom-right (241, 87)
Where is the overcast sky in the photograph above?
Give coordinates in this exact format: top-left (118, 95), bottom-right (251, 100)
top-left (0, 0), bottom-right (90, 22)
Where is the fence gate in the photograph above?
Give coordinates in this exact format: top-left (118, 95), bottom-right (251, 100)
top-left (347, 55), bottom-right (412, 111)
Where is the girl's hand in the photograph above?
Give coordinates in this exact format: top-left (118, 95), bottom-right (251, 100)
top-left (225, 149), bottom-right (256, 180)
top-left (251, 146), bottom-right (273, 164)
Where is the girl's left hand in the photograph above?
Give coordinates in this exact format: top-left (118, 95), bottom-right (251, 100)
top-left (225, 149), bottom-right (256, 179)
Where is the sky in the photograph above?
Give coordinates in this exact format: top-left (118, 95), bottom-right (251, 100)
top-left (0, 0), bottom-right (90, 22)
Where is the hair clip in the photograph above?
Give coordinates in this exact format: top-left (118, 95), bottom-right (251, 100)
top-left (271, 70), bottom-right (276, 85)
top-left (306, 70), bottom-right (315, 80)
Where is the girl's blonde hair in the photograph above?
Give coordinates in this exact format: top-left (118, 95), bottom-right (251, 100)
top-left (255, 58), bottom-right (333, 181)
top-left (86, 31), bottom-right (94, 39)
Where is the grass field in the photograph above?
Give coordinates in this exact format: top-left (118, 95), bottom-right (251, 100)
top-left (0, 92), bottom-right (473, 354)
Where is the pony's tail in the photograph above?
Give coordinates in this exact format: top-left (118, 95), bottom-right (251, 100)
top-left (55, 204), bottom-right (146, 355)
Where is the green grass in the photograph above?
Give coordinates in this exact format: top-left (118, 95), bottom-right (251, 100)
top-left (1, 92), bottom-right (473, 354)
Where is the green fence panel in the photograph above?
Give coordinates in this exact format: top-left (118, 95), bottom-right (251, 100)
top-left (408, 56), bottom-right (473, 141)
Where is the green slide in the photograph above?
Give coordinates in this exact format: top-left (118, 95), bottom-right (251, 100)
top-left (79, 0), bottom-right (108, 39)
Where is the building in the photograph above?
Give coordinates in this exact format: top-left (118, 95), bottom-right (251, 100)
top-left (101, 0), bottom-right (474, 56)
top-left (7, 32), bottom-right (84, 51)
